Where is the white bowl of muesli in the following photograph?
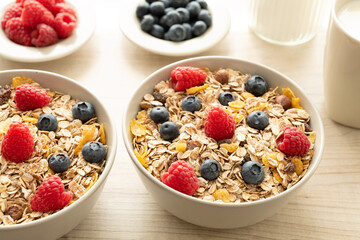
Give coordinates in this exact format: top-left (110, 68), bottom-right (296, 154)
top-left (123, 56), bottom-right (324, 229)
top-left (0, 70), bottom-right (116, 240)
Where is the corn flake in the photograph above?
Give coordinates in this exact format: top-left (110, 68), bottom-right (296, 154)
top-left (241, 92), bottom-right (255, 100)
top-left (247, 103), bottom-right (268, 114)
top-left (136, 110), bottom-right (146, 123)
top-left (229, 100), bottom-right (245, 110)
top-left (282, 88), bottom-right (302, 109)
top-left (262, 152), bottom-right (279, 167)
top-left (130, 120), bottom-right (147, 137)
top-left (232, 113), bottom-right (244, 124)
top-left (134, 149), bottom-right (148, 167)
top-left (220, 143), bottom-right (238, 153)
top-left (307, 131), bottom-right (316, 144)
top-left (75, 124), bottom-right (96, 155)
top-left (22, 115), bottom-right (38, 124)
top-left (99, 124), bottom-right (106, 144)
top-left (272, 169), bottom-right (283, 183)
top-left (186, 84), bottom-right (209, 94)
top-left (12, 76), bottom-right (35, 88)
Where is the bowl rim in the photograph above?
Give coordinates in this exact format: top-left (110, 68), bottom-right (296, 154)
top-left (0, 69), bottom-right (117, 230)
top-left (119, 0), bottom-right (231, 56)
top-left (122, 55), bottom-right (324, 208)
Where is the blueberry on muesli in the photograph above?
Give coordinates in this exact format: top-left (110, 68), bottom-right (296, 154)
top-left (37, 113), bottom-right (58, 132)
top-left (245, 75), bottom-right (269, 97)
top-left (82, 141), bottom-right (106, 163)
top-left (218, 92), bottom-right (235, 106)
top-left (160, 121), bottom-right (179, 141)
top-left (247, 110), bottom-right (269, 130)
top-left (181, 95), bottom-right (202, 112)
top-left (48, 153), bottom-right (71, 173)
top-left (241, 161), bottom-right (264, 185)
top-left (150, 106), bottom-right (169, 123)
top-left (72, 101), bottom-right (95, 123)
top-left (200, 159), bottom-right (221, 181)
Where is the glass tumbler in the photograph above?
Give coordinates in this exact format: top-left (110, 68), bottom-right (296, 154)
top-left (249, 0), bottom-right (324, 46)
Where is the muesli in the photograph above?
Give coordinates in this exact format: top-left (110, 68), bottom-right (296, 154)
top-left (0, 76), bottom-right (106, 225)
top-left (131, 66), bottom-right (316, 203)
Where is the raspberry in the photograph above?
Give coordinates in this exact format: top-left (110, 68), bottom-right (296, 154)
top-left (14, 84), bottom-right (51, 111)
top-left (204, 106), bottom-right (236, 141)
top-left (55, 0), bottom-right (65, 3)
top-left (1, 3), bottom-right (23, 30)
top-left (52, 3), bottom-right (76, 18)
top-left (161, 160), bottom-right (199, 195)
top-left (22, 0), bottom-right (54, 28)
top-left (30, 176), bottom-right (72, 212)
top-left (15, 0), bottom-right (25, 5)
top-left (35, 0), bottom-right (55, 12)
top-left (31, 23), bottom-right (58, 47)
top-left (5, 18), bottom-right (32, 46)
top-left (1, 122), bottom-right (34, 163)
top-left (277, 127), bottom-right (311, 156)
top-left (171, 67), bottom-right (207, 92)
top-left (53, 12), bottom-right (76, 39)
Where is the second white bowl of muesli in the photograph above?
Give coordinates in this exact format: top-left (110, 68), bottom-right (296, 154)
top-left (123, 56), bottom-right (324, 229)
top-left (0, 70), bottom-right (117, 240)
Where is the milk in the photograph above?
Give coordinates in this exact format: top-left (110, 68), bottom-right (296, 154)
top-left (249, 0), bottom-right (324, 45)
top-left (338, 0), bottom-right (360, 39)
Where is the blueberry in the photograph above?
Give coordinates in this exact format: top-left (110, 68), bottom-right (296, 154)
top-left (196, 0), bottom-right (208, 9)
top-left (150, 106), bottom-right (169, 123)
top-left (241, 161), bottom-right (264, 185)
top-left (145, 0), bottom-right (157, 3)
top-left (160, 0), bottom-right (171, 7)
top-left (72, 102), bottom-right (95, 123)
top-left (186, 1), bottom-right (201, 18)
top-left (164, 10), bottom-right (181, 27)
top-left (140, 14), bottom-right (155, 32)
top-left (150, 24), bottom-right (165, 39)
top-left (200, 159), bottom-right (221, 181)
top-left (164, 7), bottom-right (175, 15)
top-left (150, 1), bottom-right (165, 16)
top-left (247, 110), bottom-right (269, 130)
top-left (171, 0), bottom-right (189, 8)
top-left (183, 23), bottom-right (192, 39)
top-left (192, 20), bottom-right (207, 37)
top-left (37, 113), bottom-right (58, 132)
top-left (198, 9), bottom-right (212, 27)
top-left (48, 153), bottom-right (71, 173)
top-left (167, 24), bottom-right (186, 41)
top-left (176, 8), bottom-right (190, 23)
top-left (136, 2), bottom-right (149, 19)
top-left (181, 95), bottom-right (202, 112)
top-left (218, 92), bottom-right (235, 106)
top-left (245, 75), bottom-right (269, 97)
top-left (82, 141), bottom-right (106, 163)
top-left (160, 121), bottom-right (179, 141)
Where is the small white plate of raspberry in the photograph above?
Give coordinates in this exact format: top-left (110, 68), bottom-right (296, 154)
top-left (119, 0), bottom-right (231, 56)
top-left (0, 0), bottom-right (95, 62)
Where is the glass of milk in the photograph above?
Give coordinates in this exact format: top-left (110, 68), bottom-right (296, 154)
top-left (324, 0), bottom-right (360, 128)
top-left (249, 0), bottom-right (325, 45)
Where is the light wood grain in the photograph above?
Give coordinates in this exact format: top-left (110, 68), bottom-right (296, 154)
top-left (1, 0), bottom-right (360, 239)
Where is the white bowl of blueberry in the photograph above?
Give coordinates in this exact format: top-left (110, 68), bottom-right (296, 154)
top-left (119, 0), bottom-right (230, 56)
top-left (123, 56), bottom-right (324, 228)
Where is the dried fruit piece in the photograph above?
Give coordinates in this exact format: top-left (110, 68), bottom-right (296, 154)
top-left (228, 100), bottom-right (245, 110)
top-left (291, 157), bottom-right (303, 175)
top-left (247, 103), bottom-right (268, 114)
top-left (187, 140), bottom-right (199, 150)
top-left (186, 84), bottom-right (208, 94)
top-left (130, 119), bottom-right (147, 137)
top-left (153, 91), bottom-right (166, 104)
top-left (0, 87), bottom-right (11, 105)
top-left (213, 189), bottom-right (230, 203)
top-left (275, 95), bottom-right (291, 110)
top-left (283, 162), bottom-right (296, 174)
top-left (74, 124), bottom-right (96, 155)
top-left (282, 88), bottom-right (302, 109)
top-left (175, 142), bottom-right (187, 152)
top-left (307, 131), bottom-right (316, 144)
top-left (0, 119), bottom-right (12, 135)
top-left (22, 115), bottom-right (38, 124)
top-left (214, 69), bottom-right (229, 84)
top-left (232, 113), bottom-right (244, 124)
top-left (241, 92), bottom-right (254, 100)
top-left (220, 143), bottom-right (238, 153)
top-left (5, 204), bottom-right (23, 221)
top-left (99, 124), bottom-right (106, 144)
top-left (262, 152), bottom-right (279, 167)
top-left (134, 149), bottom-right (148, 167)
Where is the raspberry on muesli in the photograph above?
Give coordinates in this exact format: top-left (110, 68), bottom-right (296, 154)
top-left (131, 66), bottom-right (316, 203)
top-left (0, 76), bottom-right (107, 225)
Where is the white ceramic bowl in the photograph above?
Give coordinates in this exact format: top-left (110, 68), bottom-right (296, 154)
top-left (0, 0), bottom-right (95, 62)
top-left (0, 70), bottom-right (117, 240)
top-left (122, 56), bottom-right (324, 229)
top-left (119, 0), bottom-right (230, 56)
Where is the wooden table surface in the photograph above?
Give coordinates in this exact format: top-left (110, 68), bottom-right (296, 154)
top-left (1, 0), bottom-right (360, 239)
